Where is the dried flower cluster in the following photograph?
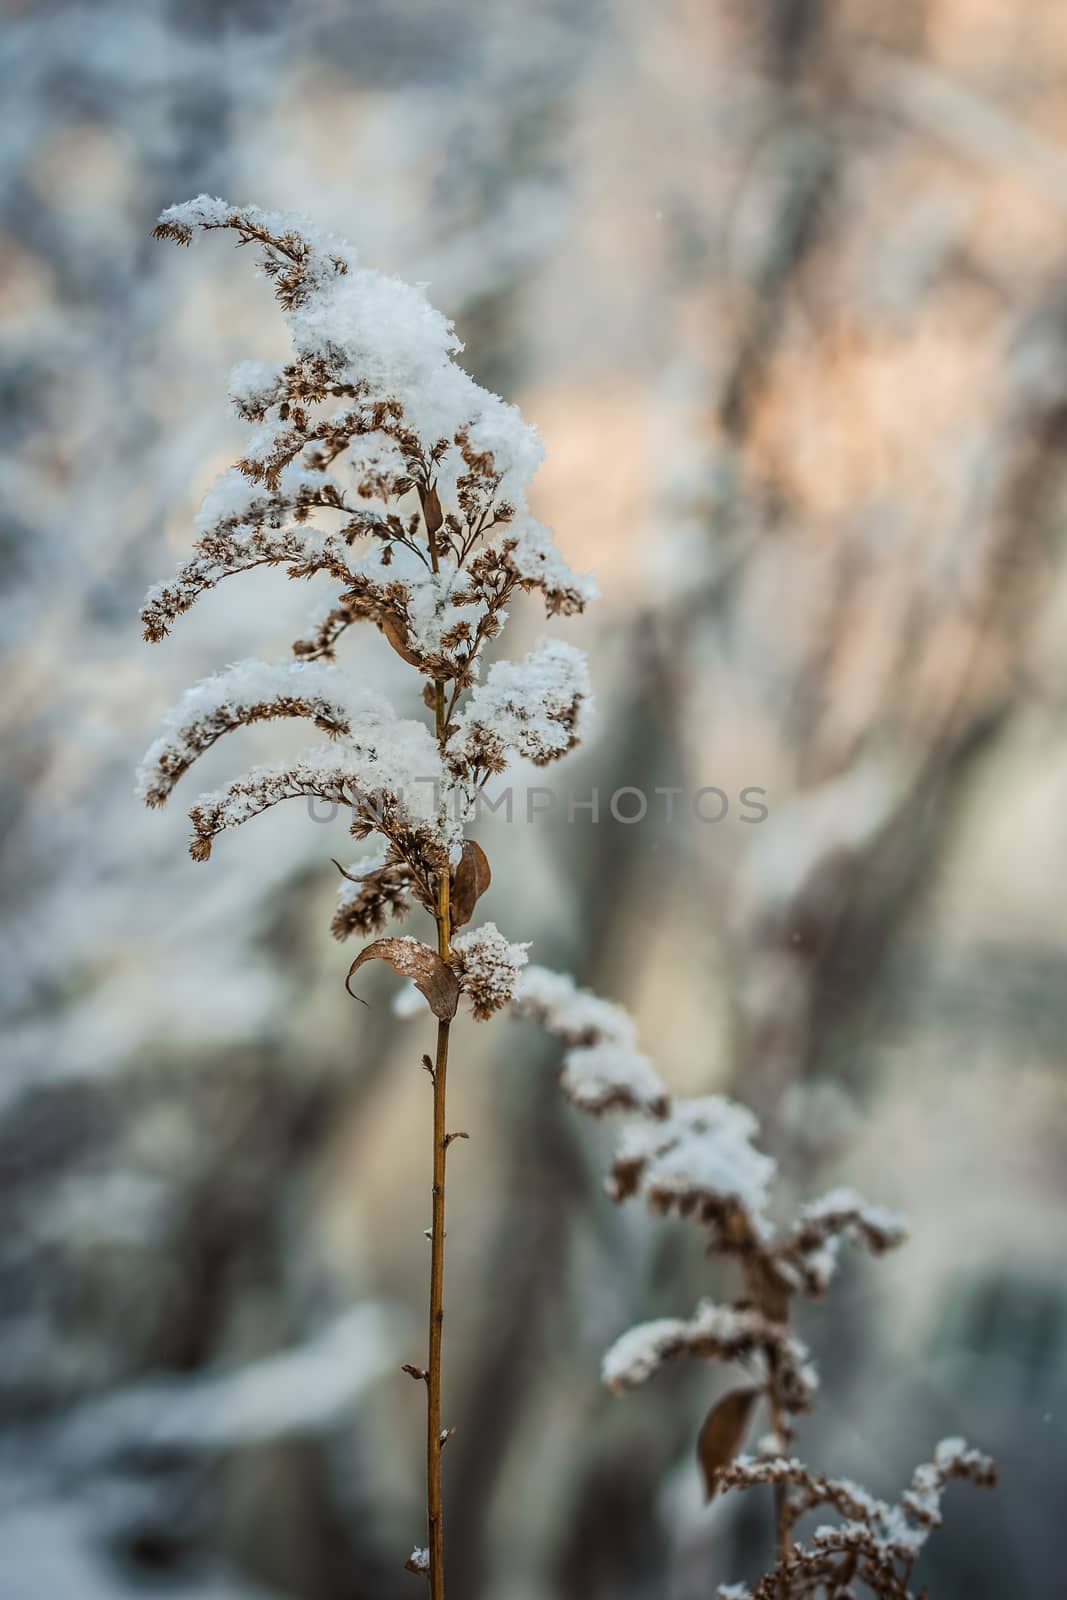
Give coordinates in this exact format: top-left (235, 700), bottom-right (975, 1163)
top-left (140, 197), bottom-right (595, 1600)
top-left (142, 196), bottom-right (996, 1600)
top-left (141, 195), bottom-right (594, 887)
top-left (451, 923), bottom-right (531, 1020)
top-left (512, 966), bottom-right (670, 1117)
top-left (514, 979), bottom-right (996, 1599)
top-left (713, 1441), bottom-right (997, 1600)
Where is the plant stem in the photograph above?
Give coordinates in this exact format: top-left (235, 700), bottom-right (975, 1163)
top-left (426, 1010), bottom-right (450, 1599)
top-left (425, 520), bottom-right (452, 1596)
top-left (768, 1386), bottom-right (791, 1560)
top-left (426, 812), bottom-right (452, 1596)
top-left (747, 1254), bottom-right (793, 1567)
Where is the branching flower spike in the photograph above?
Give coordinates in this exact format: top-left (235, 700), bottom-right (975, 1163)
top-left (511, 968), bottom-right (998, 1599)
top-left (140, 196), bottom-right (596, 1599)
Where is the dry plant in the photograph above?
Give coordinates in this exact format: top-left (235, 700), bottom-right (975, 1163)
top-left (139, 196), bottom-right (996, 1600)
top-left (535, 1020), bottom-right (998, 1600)
top-left (139, 196), bottom-right (596, 1597)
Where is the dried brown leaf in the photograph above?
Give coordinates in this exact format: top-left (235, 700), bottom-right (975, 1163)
top-left (697, 1386), bottom-right (758, 1503)
top-left (345, 937), bottom-right (459, 1021)
top-left (421, 484), bottom-right (443, 536)
top-left (379, 610), bottom-right (422, 666)
top-left (450, 839), bottom-right (491, 929)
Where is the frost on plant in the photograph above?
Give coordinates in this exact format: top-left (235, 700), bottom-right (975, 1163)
top-left (512, 973), bottom-right (996, 1599)
top-left (141, 196), bottom-right (596, 1599)
top-left (512, 966), bottom-right (670, 1117)
top-left (709, 1441), bottom-right (997, 1600)
top-left (451, 922), bottom-right (530, 1020)
top-left (446, 638), bottom-right (591, 775)
top-left (140, 196), bottom-right (996, 1600)
top-left (142, 195), bottom-right (594, 886)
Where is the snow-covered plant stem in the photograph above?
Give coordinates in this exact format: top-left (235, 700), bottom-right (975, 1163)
top-left (508, 981), bottom-right (998, 1599)
top-left (426, 625), bottom-right (452, 1599)
top-left (139, 198), bottom-right (595, 1595)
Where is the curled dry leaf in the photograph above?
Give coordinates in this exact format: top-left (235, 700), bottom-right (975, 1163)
top-left (450, 839), bottom-right (491, 929)
top-left (697, 1385), bottom-right (759, 1503)
top-left (331, 857), bottom-right (364, 884)
top-left (346, 937), bottom-right (460, 1021)
top-left (379, 609), bottom-right (422, 667)
top-left (421, 484), bottom-right (444, 536)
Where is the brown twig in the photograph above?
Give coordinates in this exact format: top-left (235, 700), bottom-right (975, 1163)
top-left (424, 477), bottom-right (453, 1600)
top-left (425, 1009), bottom-right (451, 1600)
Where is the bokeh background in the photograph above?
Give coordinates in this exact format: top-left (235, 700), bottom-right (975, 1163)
top-left (2, 1), bottom-right (1066, 1596)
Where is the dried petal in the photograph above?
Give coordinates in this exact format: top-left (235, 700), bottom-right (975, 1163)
top-left (421, 484), bottom-right (444, 536)
top-left (345, 937), bottom-right (459, 1021)
top-left (450, 840), bottom-right (491, 929)
top-left (698, 1386), bottom-right (759, 1502)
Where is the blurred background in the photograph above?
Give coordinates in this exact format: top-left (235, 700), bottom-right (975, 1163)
top-left (2, 1), bottom-right (1066, 1595)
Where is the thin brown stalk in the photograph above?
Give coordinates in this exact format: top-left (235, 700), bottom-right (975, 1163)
top-left (145, 205), bottom-right (595, 1593)
top-left (425, 481), bottom-right (452, 1600)
top-left (426, 1009), bottom-right (450, 1599)
top-left (771, 1430), bottom-right (790, 1561)
top-left (766, 1350), bottom-right (792, 1561)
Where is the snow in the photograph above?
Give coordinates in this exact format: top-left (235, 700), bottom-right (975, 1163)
top-left (139, 651), bottom-right (459, 854)
top-left (601, 1300), bottom-right (817, 1403)
top-left (609, 1096), bottom-right (776, 1237)
top-left (799, 1185), bottom-right (906, 1235)
top-left (501, 517), bottom-right (598, 612)
top-left (452, 922), bottom-right (530, 1018)
top-left (143, 196), bottom-right (600, 946)
top-left (160, 198), bottom-right (546, 510)
top-left (334, 845), bottom-right (390, 909)
top-left (509, 965), bottom-right (670, 1111)
top-left (154, 196), bottom-right (592, 626)
top-left (756, 1431), bottom-right (787, 1459)
top-left (512, 966), bottom-right (637, 1048)
top-left (140, 526), bottom-right (349, 643)
top-left (330, 844), bottom-right (417, 941)
top-left (136, 658), bottom-right (386, 805)
top-left (560, 1043), bottom-right (667, 1116)
top-left (449, 638), bottom-right (591, 771)
top-left (902, 1437), bottom-right (996, 1530)
top-left (227, 358), bottom-right (284, 420)
top-left (783, 1186), bottom-right (909, 1290)
top-left (157, 194), bottom-right (359, 278)
top-left (714, 1440), bottom-right (996, 1569)
top-left (342, 542), bottom-right (488, 663)
top-left (933, 1436), bottom-right (970, 1469)
top-left (187, 719), bottom-right (454, 859)
top-left (192, 462), bottom-right (330, 535)
top-left (600, 1317), bottom-right (689, 1390)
